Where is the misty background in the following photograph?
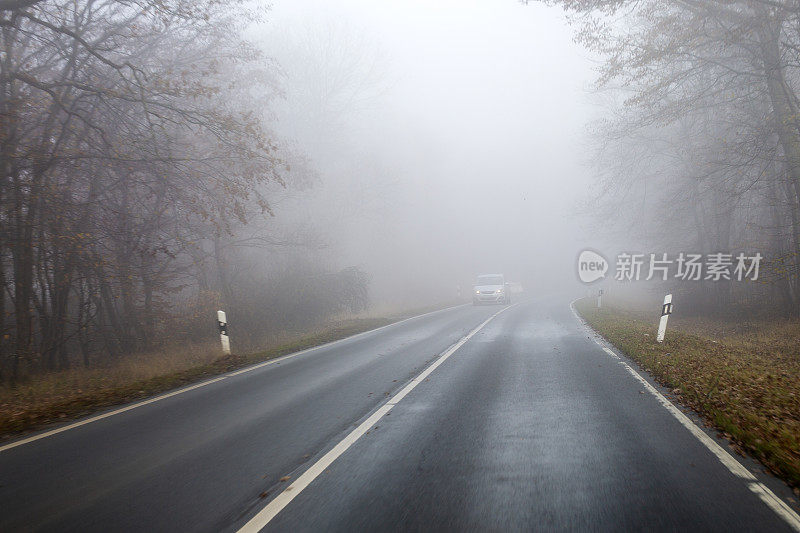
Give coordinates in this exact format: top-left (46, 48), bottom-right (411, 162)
top-left (6, 2), bottom-right (800, 510)
top-left (1, 0), bottom-right (600, 380)
top-left (8, 0), bottom-right (798, 381)
top-left (253, 0), bottom-right (596, 306)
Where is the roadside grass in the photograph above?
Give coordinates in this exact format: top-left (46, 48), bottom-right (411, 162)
top-left (575, 298), bottom-right (800, 491)
top-left (0, 303), bottom-right (459, 441)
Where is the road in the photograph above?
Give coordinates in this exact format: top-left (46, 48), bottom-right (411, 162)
top-left (0, 297), bottom-right (797, 532)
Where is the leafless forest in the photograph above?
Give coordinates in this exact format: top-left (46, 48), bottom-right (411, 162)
top-left (5, 0), bottom-right (800, 384)
top-left (0, 0), bottom-right (370, 382)
top-left (549, 0), bottom-right (800, 314)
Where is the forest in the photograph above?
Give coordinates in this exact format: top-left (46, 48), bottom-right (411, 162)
top-left (0, 0), bottom-right (370, 382)
top-left (548, 0), bottom-right (800, 315)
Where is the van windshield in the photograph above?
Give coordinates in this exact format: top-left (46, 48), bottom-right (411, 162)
top-left (476, 275), bottom-right (503, 286)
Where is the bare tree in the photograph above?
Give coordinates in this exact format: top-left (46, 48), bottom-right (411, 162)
top-left (543, 0), bottom-right (800, 314)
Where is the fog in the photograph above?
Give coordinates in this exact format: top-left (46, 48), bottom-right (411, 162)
top-left (255, 0), bottom-right (597, 306)
top-left (8, 2), bottom-right (800, 527)
top-left (11, 0), bottom-right (797, 377)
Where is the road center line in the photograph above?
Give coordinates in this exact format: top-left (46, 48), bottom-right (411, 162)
top-left (570, 299), bottom-right (800, 531)
top-left (237, 304), bottom-right (514, 533)
top-left (0, 304), bottom-right (469, 454)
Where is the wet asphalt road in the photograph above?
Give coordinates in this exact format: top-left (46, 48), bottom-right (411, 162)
top-left (0, 296), bottom-right (795, 532)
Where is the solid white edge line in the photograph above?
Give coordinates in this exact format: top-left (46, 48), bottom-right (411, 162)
top-left (569, 298), bottom-right (800, 531)
top-left (0, 376), bottom-right (228, 454)
top-left (0, 303), bottom-right (470, 454)
top-left (237, 304), bottom-right (515, 533)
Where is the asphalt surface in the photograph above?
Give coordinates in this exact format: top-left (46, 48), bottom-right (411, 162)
top-left (0, 297), bottom-right (796, 532)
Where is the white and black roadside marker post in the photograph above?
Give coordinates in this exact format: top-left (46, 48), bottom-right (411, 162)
top-left (597, 289), bottom-right (603, 309)
top-left (656, 294), bottom-right (673, 343)
top-left (217, 310), bottom-right (231, 355)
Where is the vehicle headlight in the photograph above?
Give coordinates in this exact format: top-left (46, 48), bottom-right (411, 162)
top-left (475, 290), bottom-right (480, 294)
top-left (496, 288), bottom-right (504, 293)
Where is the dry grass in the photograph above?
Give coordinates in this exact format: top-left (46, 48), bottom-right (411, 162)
top-left (575, 297), bottom-right (800, 490)
top-left (0, 306), bottom-right (451, 440)
top-left (0, 340), bottom-right (222, 428)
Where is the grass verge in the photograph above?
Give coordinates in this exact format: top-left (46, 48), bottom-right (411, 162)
top-left (575, 298), bottom-right (800, 491)
top-left (0, 303), bottom-right (460, 441)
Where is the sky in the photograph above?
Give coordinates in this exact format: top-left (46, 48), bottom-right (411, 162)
top-left (254, 0), bottom-right (600, 305)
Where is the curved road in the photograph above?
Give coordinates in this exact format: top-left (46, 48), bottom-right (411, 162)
top-left (0, 297), bottom-right (797, 531)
